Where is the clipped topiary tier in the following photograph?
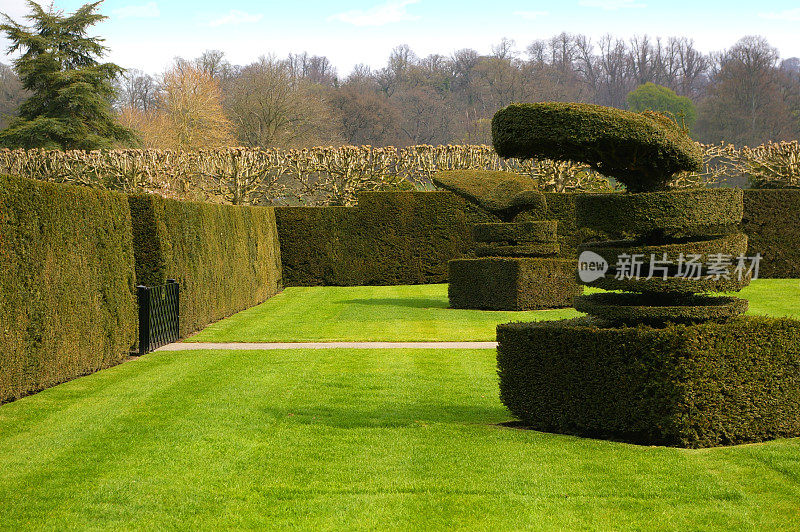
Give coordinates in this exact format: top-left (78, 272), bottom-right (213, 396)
top-left (573, 293), bottom-right (749, 326)
top-left (585, 272), bottom-right (751, 295)
top-left (473, 221), bottom-right (557, 243)
top-left (449, 258), bottom-right (581, 310)
top-left (497, 317), bottom-right (800, 448)
top-left (578, 233), bottom-right (748, 267)
top-left (493, 101), bottom-right (800, 447)
top-left (575, 189), bottom-right (743, 235)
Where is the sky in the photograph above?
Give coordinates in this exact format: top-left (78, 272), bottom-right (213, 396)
top-left (1, 0), bottom-right (799, 76)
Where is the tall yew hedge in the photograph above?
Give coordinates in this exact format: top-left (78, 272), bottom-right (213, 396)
top-left (0, 174), bottom-right (137, 403)
top-left (128, 195), bottom-right (283, 337)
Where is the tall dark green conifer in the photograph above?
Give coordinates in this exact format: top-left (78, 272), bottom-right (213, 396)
top-left (0, 1), bottom-right (135, 149)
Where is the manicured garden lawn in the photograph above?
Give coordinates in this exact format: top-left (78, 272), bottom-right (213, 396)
top-left (188, 279), bottom-right (800, 342)
top-left (2, 347), bottom-right (799, 530)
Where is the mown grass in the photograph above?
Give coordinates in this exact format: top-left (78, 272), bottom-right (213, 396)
top-left (188, 279), bottom-right (800, 342)
top-left (2, 347), bottom-right (799, 530)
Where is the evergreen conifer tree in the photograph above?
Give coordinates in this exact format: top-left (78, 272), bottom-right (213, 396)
top-left (0, 1), bottom-right (135, 149)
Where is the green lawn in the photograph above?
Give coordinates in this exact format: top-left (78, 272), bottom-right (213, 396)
top-left (188, 279), bottom-right (800, 342)
top-left (2, 347), bottom-right (799, 530)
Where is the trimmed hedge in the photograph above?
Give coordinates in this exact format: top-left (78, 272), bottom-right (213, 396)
top-left (497, 316), bottom-right (800, 447)
top-left (742, 189), bottom-right (800, 278)
top-left (129, 195), bottom-right (282, 337)
top-left (448, 258), bottom-right (581, 310)
top-left (275, 191), bottom-right (497, 286)
top-left (492, 103), bottom-right (703, 192)
top-left (275, 190), bottom-right (799, 286)
top-left (0, 175), bottom-right (137, 403)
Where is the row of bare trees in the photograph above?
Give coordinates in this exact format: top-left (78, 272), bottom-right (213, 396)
top-left (3, 142), bottom-right (795, 206)
top-left (1, 33), bottom-right (798, 149)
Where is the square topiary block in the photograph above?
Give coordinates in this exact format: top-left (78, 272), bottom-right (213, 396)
top-left (448, 258), bottom-right (581, 310)
top-left (497, 316), bottom-right (800, 448)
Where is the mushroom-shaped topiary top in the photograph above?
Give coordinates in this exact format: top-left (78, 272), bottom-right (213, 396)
top-left (492, 102), bottom-right (703, 193)
top-left (433, 170), bottom-right (547, 221)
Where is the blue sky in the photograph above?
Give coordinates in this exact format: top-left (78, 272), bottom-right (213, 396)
top-left (1, 0), bottom-right (799, 75)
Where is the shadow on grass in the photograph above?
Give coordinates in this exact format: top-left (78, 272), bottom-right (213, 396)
top-left (342, 298), bottom-right (450, 310)
top-left (265, 404), bottom-right (507, 428)
top-left (497, 421), bottom-right (790, 448)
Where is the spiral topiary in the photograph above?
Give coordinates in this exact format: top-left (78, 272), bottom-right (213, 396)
top-left (491, 102), bottom-right (748, 326)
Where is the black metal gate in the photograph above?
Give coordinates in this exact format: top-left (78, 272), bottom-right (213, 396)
top-left (137, 279), bottom-right (180, 355)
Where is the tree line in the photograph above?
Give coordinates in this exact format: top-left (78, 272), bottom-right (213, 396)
top-left (113, 35), bottom-right (800, 149)
top-left (1, 2), bottom-right (798, 150)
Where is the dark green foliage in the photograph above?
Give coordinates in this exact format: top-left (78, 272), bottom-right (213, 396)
top-left (0, 2), bottom-right (135, 149)
top-left (433, 170), bottom-right (547, 220)
top-left (274, 191), bottom-right (796, 287)
top-left (475, 243), bottom-right (560, 257)
top-left (275, 191), bottom-right (497, 286)
top-left (497, 316), bottom-right (800, 447)
top-left (626, 83), bottom-right (697, 129)
top-left (0, 174), bottom-right (136, 403)
top-left (128, 194), bottom-right (282, 337)
top-left (473, 221), bottom-right (557, 243)
top-left (492, 103), bottom-right (703, 192)
top-left (573, 294), bottom-right (748, 325)
top-left (575, 189), bottom-right (743, 235)
top-left (742, 189), bottom-right (800, 278)
top-left (448, 258), bottom-right (581, 310)
top-left (515, 192), bottom-right (603, 260)
top-left (575, 188), bottom-right (748, 324)
top-left (579, 233), bottom-right (748, 268)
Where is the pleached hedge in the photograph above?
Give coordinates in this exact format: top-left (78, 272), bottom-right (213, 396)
top-left (0, 174), bottom-right (137, 403)
top-left (129, 195), bottom-right (282, 337)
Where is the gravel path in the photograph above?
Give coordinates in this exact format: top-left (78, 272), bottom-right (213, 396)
top-left (158, 341), bottom-right (498, 351)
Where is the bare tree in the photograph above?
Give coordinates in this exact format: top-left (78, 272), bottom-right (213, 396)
top-left (696, 36), bottom-right (797, 145)
top-left (224, 56), bottom-right (340, 148)
top-left (116, 69), bottom-right (159, 112)
top-left (0, 63), bottom-right (27, 129)
top-left (286, 52), bottom-right (338, 86)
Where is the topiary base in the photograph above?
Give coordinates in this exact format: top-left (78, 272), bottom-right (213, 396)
top-left (448, 257), bottom-right (582, 310)
top-left (496, 316), bottom-right (800, 448)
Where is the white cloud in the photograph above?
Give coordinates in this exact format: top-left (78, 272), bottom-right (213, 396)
top-left (759, 8), bottom-right (800, 21)
top-left (205, 10), bottom-right (264, 28)
top-left (513, 10), bottom-right (549, 20)
top-left (328, 0), bottom-right (421, 27)
top-left (112, 2), bottom-right (160, 19)
top-left (578, 0), bottom-right (645, 10)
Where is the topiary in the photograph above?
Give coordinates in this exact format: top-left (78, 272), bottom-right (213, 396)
top-left (432, 170), bottom-right (546, 221)
top-left (492, 102), bottom-right (703, 193)
top-left (491, 101), bottom-right (747, 326)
